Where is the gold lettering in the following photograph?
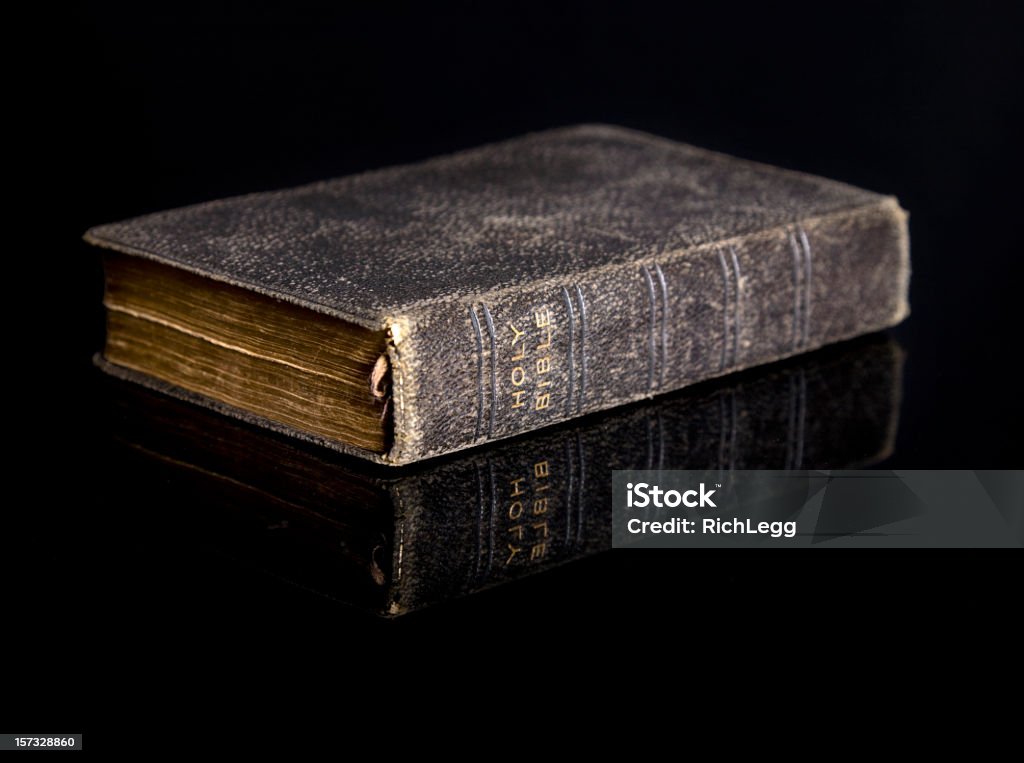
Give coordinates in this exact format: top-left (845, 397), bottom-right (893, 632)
top-left (509, 477), bottom-right (526, 497)
top-left (508, 524), bottom-right (525, 540)
top-left (537, 378), bottom-right (551, 388)
top-left (506, 544), bottom-right (522, 565)
top-left (532, 520), bottom-right (549, 537)
top-left (534, 461), bottom-right (550, 479)
top-left (533, 498), bottom-right (548, 515)
top-left (511, 389), bottom-right (526, 409)
top-left (535, 393), bottom-right (551, 410)
top-left (509, 322), bottom-right (526, 344)
top-left (536, 357), bottom-right (550, 374)
top-left (538, 326), bottom-right (553, 351)
top-left (508, 501), bottom-right (523, 520)
top-left (534, 308), bottom-right (550, 328)
top-left (530, 543), bottom-right (548, 561)
top-left (509, 322), bottom-right (526, 361)
top-left (511, 366), bottom-right (526, 386)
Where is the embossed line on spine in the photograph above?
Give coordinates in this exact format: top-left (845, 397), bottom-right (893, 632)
top-left (728, 247), bottom-right (742, 366)
top-left (789, 232), bottom-right (802, 350)
top-left (797, 226), bottom-right (812, 347)
top-left (716, 250), bottom-right (732, 371)
top-left (575, 284), bottom-right (588, 412)
top-left (789, 228), bottom-right (813, 351)
top-left (640, 265), bottom-right (657, 390)
top-left (653, 263), bottom-right (669, 389)
top-left (469, 306), bottom-right (484, 440)
top-left (561, 286), bottom-right (576, 416)
top-left (480, 303), bottom-right (498, 438)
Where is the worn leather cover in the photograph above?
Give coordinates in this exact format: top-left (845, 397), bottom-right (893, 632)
top-left (104, 336), bottom-right (903, 615)
top-left (86, 124), bottom-right (910, 464)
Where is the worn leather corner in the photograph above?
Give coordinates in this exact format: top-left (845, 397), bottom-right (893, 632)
top-left (382, 316), bottom-right (421, 465)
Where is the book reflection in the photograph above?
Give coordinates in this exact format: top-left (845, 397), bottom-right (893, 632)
top-left (102, 335), bottom-right (903, 616)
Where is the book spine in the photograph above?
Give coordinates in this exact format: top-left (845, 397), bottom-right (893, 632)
top-left (387, 198), bottom-right (909, 464)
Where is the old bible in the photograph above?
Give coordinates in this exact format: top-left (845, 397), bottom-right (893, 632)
top-left (88, 125), bottom-right (909, 464)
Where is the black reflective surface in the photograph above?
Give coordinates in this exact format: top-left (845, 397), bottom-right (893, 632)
top-left (8, 0), bottom-right (1022, 742)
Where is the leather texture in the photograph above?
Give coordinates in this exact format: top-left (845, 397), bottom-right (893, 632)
top-left (105, 336), bottom-right (903, 615)
top-left (86, 124), bottom-right (910, 464)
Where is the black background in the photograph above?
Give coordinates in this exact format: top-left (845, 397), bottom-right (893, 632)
top-left (9, 0), bottom-right (1022, 745)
